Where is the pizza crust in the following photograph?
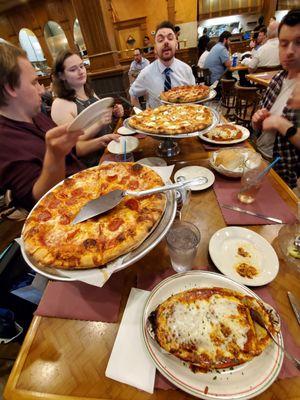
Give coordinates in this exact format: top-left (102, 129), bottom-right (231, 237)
top-left (160, 85), bottom-right (210, 103)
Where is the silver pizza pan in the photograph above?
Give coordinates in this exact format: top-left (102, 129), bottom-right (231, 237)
top-left (124, 106), bottom-right (220, 139)
top-left (20, 168), bottom-right (177, 282)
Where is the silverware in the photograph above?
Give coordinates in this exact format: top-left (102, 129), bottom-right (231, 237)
top-left (250, 308), bottom-right (300, 370)
top-left (221, 204), bottom-right (283, 224)
top-left (72, 176), bottom-right (208, 224)
top-left (294, 235), bottom-right (300, 250)
top-left (287, 291), bottom-right (300, 325)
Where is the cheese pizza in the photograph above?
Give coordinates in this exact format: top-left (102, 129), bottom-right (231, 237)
top-left (204, 124), bottom-right (243, 141)
top-left (22, 163), bottom-right (166, 270)
top-left (128, 104), bottom-right (213, 135)
top-left (148, 287), bottom-right (279, 372)
top-left (160, 85), bottom-right (210, 103)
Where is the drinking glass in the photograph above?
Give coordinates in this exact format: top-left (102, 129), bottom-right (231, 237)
top-left (237, 155), bottom-right (263, 204)
top-left (166, 221), bottom-right (200, 273)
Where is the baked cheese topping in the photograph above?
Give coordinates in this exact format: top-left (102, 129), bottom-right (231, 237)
top-left (165, 295), bottom-right (248, 354)
top-left (205, 125), bottom-right (243, 141)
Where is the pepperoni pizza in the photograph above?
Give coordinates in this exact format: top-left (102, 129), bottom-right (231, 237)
top-left (22, 163), bottom-right (166, 270)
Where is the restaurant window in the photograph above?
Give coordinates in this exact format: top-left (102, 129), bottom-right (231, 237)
top-left (44, 21), bottom-right (69, 59)
top-left (19, 28), bottom-right (47, 75)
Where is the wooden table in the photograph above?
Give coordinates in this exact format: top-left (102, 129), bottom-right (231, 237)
top-left (228, 64), bottom-right (248, 72)
top-left (4, 134), bottom-right (300, 400)
top-left (246, 70), bottom-right (280, 87)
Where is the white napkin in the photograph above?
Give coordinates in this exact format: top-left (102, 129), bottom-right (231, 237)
top-left (105, 288), bottom-right (155, 393)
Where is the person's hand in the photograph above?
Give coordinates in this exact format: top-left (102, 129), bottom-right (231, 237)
top-left (45, 124), bottom-right (84, 158)
top-left (113, 104), bottom-right (124, 118)
top-left (99, 109), bottom-right (113, 126)
top-left (99, 133), bottom-right (120, 147)
top-left (252, 108), bottom-right (270, 131)
top-left (261, 115), bottom-right (281, 134)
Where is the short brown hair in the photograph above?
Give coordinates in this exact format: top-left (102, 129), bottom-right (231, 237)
top-left (52, 49), bottom-right (94, 101)
top-left (0, 43), bottom-right (27, 107)
top-left (155, 21), bottom-right (176, 36)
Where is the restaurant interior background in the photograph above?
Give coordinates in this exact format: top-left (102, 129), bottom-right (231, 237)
top-left (0, 0), bottom-right (297, 100)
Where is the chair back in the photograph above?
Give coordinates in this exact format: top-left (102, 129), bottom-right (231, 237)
top-left (220, 79), bottom-right (236, 116)
top-left (234, 84), bottom-right (259, 128)
top-left (197, 67), bottom-right (211, 86)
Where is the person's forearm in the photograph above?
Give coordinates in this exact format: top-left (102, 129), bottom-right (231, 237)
top-left (76, 136), bottom-right (105, 157)
top-left (130, 95), bottom-right (141, 107)
top-left (277, 118), bottom-right (300, 149)
top-left (32, 151), bottom-right (65, 201)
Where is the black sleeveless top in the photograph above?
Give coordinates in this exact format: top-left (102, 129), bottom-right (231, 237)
top-left (74, 96), bottom-right (111, 167)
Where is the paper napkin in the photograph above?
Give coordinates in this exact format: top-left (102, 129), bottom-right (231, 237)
top-left (105, 287), bottom-right (156, 393)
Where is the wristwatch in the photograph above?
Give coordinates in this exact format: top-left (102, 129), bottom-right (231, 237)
top-left (285, 125), bottom-right (297, 140)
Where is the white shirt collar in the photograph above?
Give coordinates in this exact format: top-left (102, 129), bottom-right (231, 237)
top-left (157, 58), bottom-right (176, 74)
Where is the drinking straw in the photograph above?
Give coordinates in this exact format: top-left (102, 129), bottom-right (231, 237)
top-left (257, 156), bottom-right (281, 180)
top-left (123, 138), bottom-right (126, 162)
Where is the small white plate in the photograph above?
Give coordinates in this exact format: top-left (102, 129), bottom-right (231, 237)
top-left (107, 136), bottom-right (139, 155)
top-left (199, 124), bottom-right (250, 145)
top-left (117, 126), bottom-right (136, 135)
top-left (142, 271), bottom-right (283, 400)
top-left (174, 166), bottom-right (215, 191)
top-left (68, 97), bottom-right (114, 132)
top-left (209, 227), bottom-right (279, 286)
top-left (138, 157), bottom-right (167, 167)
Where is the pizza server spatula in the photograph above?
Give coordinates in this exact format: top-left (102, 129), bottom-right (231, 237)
top-left (72, 176), bottom-right (208, 224)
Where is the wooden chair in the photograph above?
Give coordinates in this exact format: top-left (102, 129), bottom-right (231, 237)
top-left (220, 79), bottom-right (236, 117)
top-left (233, 84), bottom-right (259, 129)
top-left (196, 67), bottom-right (211, 86)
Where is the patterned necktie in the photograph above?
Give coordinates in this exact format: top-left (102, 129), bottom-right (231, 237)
top-left (163, 67), bottom-right (172, 91)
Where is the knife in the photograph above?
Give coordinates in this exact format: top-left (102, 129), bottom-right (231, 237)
top-left (221, 204), bottom-right (283, 224)
top-left (287, 291), bottom-right (300, 325)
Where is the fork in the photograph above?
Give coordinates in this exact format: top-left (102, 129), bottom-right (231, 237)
top-left (251, 309), bottom-right (300, 370)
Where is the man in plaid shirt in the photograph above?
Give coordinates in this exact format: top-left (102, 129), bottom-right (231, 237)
top-left (252, 9), bottom-right (300, 188)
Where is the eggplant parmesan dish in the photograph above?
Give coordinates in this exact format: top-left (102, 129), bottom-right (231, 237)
top-left (148, 287), bottom-right (279, 372)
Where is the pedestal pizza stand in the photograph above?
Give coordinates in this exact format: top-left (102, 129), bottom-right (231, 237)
top-left (124, 107), bottom-right (220, 157)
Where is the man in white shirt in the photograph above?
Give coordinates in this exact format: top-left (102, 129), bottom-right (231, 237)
top-left (129, 21), bottom-right (195, 109)
top-left (128, 48), bottom-right (150, 84)
top-left (248, 22), bottom-right (280, 72)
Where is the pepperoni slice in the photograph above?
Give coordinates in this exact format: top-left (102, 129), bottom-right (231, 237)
top-left (48, 198), bottom-right (60, 209)
top-left (37, 210), bottom-right (52, 222)
top-left (131, 163), bottom-right (143, 174)
top-left (65, 197), bottom-right (78, 206)
top-left (129, 180), bottom-right (139, 190)
top-left (107, 174), bottom-right (118, 181)
top-left (125, 198), bottom-right (139, 211)
top-left (108, 218), bottom-right (124, 231)
top-left (59, 214), bottom-right (71, 225)
top-left (71, 188), bottom-right (84, 196)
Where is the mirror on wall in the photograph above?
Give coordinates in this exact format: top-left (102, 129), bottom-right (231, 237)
top-left (19, 28), bottom-right (47, 75)
top-left (44, 21), bottom-right (69, 59)
top-left (73, 19), bottom-right (87, 56)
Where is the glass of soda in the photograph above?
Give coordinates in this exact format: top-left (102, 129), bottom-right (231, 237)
top-left (166, 221), bottom-right (201, 273)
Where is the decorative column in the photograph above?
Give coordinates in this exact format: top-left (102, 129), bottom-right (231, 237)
top-left (71, 0), bottom-right (121, 71)
top-left (261, 0), bottom-right (277, 25)
top-left (167, 0), bottom-right (176, 24)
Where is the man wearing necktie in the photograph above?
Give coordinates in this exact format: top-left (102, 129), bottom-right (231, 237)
top-left (129, 21), bottom-right (195, 109)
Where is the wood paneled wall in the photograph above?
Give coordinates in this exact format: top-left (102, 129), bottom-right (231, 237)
top-left (198, 0), bottom-right (262, 19)
top-left (0, 0), bottom-right (77, 65)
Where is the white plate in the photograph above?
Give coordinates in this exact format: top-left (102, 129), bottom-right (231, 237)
top-left (198, 124), bottom-right (250, 145)
top-left (174, 166), bottom-right (215, 191)
top-left (142, 271), bottom-right (283, 400)
top-left (209, 227), bottom-right (279, 286)
top-left (107, 137), bottom-right (139, 155)
top-left (117, 126), bottom-right (136, 135)
top-left (68, 97), bottom-right (114, 132)
top-left (138, 157), bottom-right (167, 167)
top-left (160, 89), bottom-right (217, 104)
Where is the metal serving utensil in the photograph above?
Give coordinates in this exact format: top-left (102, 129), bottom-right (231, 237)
top-left (250, 308), bottom-right (300, 370)
top-left (72, 176), bottom-right (208, 225)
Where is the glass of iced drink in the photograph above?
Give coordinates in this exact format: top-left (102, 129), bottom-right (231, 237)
top-left (166, 221), bottom-right (201, 273)
top-left (237, 155), bottom-right (264, 204)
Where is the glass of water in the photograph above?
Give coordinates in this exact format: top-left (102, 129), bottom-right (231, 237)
top-left (166, 221), bottom-right (201, 273)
